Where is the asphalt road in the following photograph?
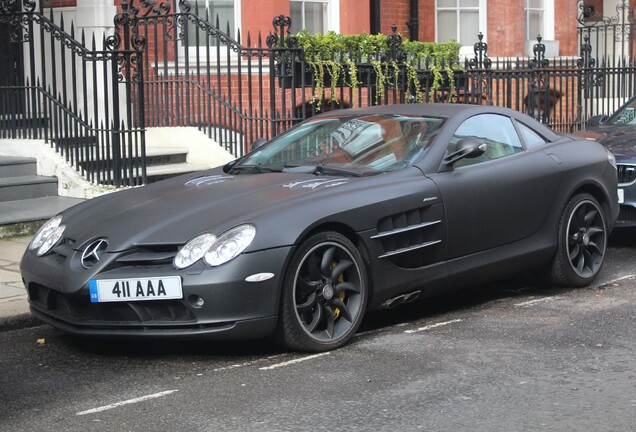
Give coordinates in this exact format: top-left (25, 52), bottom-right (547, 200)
top-left (1, 232), bottom-right (636, 432)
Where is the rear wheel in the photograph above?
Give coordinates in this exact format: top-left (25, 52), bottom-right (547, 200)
top-left (549, 193), bottom-right (607, 287)
top-left (275, 232), bottom-right (368, 352)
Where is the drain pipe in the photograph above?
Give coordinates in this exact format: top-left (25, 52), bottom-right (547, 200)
top-left (407, 0), bottom-right (419, 41)
top-left (370, 0), bottom-right (381, 34)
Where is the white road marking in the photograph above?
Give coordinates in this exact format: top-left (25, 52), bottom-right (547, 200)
top-left (597, 274), bottom-right (636, 287)
top-left (76, 390), bottom-right (178, 416)
top-left (259, 352), bottom-right (330, 370)
top-left (514, 296), bottom-right (562, 307)
top-left (404, 319), bottom-right (463, 334)
top-left (213, 354), bottom-right (287, 372)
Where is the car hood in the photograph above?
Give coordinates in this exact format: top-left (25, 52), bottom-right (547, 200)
top-left (61, 169), bottom-right (356, 251)
top-left (583, 124), bottom-right (636, 161)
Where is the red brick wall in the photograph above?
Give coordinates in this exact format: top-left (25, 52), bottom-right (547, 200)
top-left (380, 0), bottom-right (411, 37)
top-left (340, 1), bottom-right (370, 34)
top-left (487, 0), bottom-right (525, 57)
top-left (45, 0), bottom-right (77, 7)
top-left (241, 0), bottom-right (289, 45)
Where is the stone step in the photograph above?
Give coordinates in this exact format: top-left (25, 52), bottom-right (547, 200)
top-left (0, 175), bottom-right (58, 202)
top-left (0, 157), bottom-right (37, 178)
top-left (0, 196), bottom-right (84, 238)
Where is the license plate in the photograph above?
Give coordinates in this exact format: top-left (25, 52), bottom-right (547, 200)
top-left (618, 188), bottom-right (624, 204)
top-left (89, 276), bottom-right (183, 303)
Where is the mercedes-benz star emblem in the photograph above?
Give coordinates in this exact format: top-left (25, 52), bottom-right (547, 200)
top-left (81, 239), bottom-right (108, 269)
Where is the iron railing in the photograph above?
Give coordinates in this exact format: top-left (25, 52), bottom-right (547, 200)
top-left (2, 0), bottom-right (636, 187)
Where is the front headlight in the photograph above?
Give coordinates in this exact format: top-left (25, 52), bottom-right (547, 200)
top-left (173, 224), bottom-right (256, 269)
top-left (29, 215), bottom-right (66, 256)
top-left (204, 224), bottom-right (256, 266)
top-left (173, 233), bottom-right (217, 269)
top-left (606, 148), bottom-right (617, 169)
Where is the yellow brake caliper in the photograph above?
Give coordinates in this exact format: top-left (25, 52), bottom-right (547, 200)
top-left (331, 262), bottom-right (346, 319)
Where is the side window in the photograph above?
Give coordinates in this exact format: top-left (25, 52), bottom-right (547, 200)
top-left (517, 121), bottom-right (548, 148)
top-left (449, 114), bottom-right (524, 167)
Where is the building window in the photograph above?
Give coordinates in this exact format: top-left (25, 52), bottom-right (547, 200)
top-left (187, 0), bottom-right (239, 46)
top-left (436, 0), bottom-right (483, 46)
top-left (525, 0), bottom-right (544, 40)
top-left (290, 0), bottom-right (329, 34)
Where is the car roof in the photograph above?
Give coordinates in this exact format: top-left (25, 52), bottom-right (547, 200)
top-left (312, 103), bottom-right (561, 141)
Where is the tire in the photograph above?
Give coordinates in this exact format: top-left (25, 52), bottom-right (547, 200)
top-left (548, 193), bottom-right (607, 287)
top-left (275, 232), bottom-right (368, 352)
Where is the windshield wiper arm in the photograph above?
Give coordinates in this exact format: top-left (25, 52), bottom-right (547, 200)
top-left (229, 163), bottom-right (286, 174)
top-left (313, 164), bottom-right (365, 177)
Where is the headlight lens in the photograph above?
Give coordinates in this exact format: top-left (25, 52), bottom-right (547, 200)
top-left (204, 225), bottom-right (256, 266)
top-left (173, 233), bottom-right (217, 269)
top-left (29, 215), bottom-right (66, 256)
top-left (606, 149), bottom-right (617, 169)
top-left (174, 225), bottom-right (256, 270)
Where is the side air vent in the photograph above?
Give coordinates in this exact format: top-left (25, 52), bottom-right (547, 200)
top-left (373, 204), bottom-right (444, 268)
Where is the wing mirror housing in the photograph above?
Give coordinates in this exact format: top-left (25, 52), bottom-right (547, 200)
top-left (222, 159), bottom-right (238, 173)
top-left (586, 115), bottom-right (609, 128)
top-left (444, 137), bottom-right (487, 165)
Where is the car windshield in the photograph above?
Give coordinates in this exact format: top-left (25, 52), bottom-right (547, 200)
top-left (234, 114), bottom-right (445, 175)
top-left (609, 99), bottom-right (636, 125)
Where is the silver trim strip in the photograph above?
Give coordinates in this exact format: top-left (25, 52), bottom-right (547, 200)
top-left (378, 240), bottom-right (442, 259)
top-left (371, 220), bottom-right (442, 239)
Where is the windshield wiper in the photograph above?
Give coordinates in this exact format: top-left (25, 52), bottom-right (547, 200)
top-left (228, 163), bottom-right (286, 174)
top-left (313, 164), bottom-right (368, 177)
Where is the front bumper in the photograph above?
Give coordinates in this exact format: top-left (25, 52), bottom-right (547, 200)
top-left (21, 246), bottom-right (291, 339)
top-left (617, 163), bottom-right (636, 227)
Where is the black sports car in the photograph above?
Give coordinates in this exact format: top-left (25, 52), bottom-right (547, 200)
top-left (20, 104), bottom-right (619, 352)
top-left (584, 96), bottom-right (636, 227)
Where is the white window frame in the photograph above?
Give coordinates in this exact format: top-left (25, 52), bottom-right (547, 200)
top-left (525, 0), bottom-right (554, 40)
top-left (179, 0), bottom-right (242, 63)
top-left (290, 0), bottom-right (340, 34)
top-left (435, 0), bottom-right (487, 48)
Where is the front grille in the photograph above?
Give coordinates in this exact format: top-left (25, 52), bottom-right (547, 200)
top-left (617, 205), bottom-right (636, 225)
top-left (617, 164), bottom-right (636, 185)
top-left (29, 283), bottom-right (196, 325)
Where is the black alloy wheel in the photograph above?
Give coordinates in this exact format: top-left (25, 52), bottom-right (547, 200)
top-left (549, 193), bottom-right (607, 287)
top-left (276, 232), bottom-right (368, 352)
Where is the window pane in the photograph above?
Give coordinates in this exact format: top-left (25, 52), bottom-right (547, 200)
top-left (451, 114), bottom-right (523, 166)
top-left (517, 122), bottom-right (546, 148)
top-left (527, 10), bottom-right (543, 39)
top-left (304, 2), bottom-right (326, 34)
top-left (187, 1), bottom-right (235, 46)
top-left (459, 11), bottom-right (479, 45)
top-left (437, 11), bottom-right (457, 42)
top-left (459, 0), bottom-right (479, 7)
top-left (527, 0), bottom-right (544, 8)
top-left (438, 0), bottom-right (456, 7)
top-left (290, 3), bottom-right (303, 33)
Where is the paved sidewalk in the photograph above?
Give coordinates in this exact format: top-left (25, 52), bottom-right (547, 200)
top-left (0, 236), bottom-right (38, 330)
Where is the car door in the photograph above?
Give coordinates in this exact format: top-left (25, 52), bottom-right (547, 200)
top-left (427, 113), bottom-right (562, 259)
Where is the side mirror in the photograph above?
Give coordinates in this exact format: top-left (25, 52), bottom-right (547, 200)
top-left (444, 137), bottom-right (487, 165)
top-left (587, 115), bottom-right (609, 128)
top-left (222, 159), bottom-right (238, 173)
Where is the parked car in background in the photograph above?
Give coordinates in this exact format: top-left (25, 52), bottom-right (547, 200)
top-left (584, 96), bottom-right (636, 227)
top-left (20, 104), bottom-right (619, 352)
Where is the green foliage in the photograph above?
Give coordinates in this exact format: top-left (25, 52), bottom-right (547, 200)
top-left (291, 30), bottom-right (464, 105)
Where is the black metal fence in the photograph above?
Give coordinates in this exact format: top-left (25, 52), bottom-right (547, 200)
top-left (0, 0), bottom-right (146, 187)
top-left (1, 0), bottom-right (636, 187)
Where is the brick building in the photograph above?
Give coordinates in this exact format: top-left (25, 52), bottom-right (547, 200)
top-left (40, 0), bottom-right (582, 57)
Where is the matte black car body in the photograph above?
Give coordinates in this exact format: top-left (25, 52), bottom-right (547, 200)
top-left (584, 96), bottom-right (636, 227)
top-left (20, 104), bottom-right (619, 352)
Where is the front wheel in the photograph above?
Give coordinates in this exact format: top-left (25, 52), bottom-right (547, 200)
top-left (275, 232), bottom-right (368, 352)
top-left (548, 193), bottom-right (607, 287)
